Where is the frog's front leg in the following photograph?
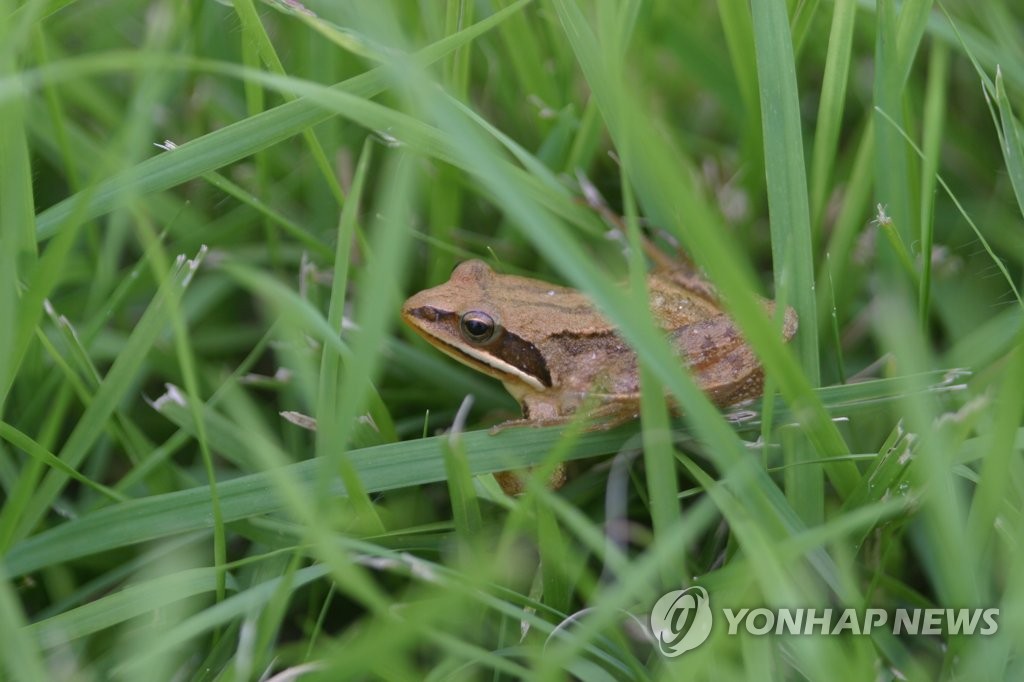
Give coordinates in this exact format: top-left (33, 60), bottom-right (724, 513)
top-left (487, 393), bottom-right (571, 433)
top-left (483, 395), bottom-right (566, 493)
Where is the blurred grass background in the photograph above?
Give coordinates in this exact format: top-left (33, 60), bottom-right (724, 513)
top-left (1, 0), bottom-right (1024, 679)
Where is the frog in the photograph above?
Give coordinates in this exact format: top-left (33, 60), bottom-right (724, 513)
top-left (402, 256), bottom-right (797, 492)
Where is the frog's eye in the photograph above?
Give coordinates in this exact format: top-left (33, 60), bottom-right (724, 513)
top-left (460, 310), bottom-right (497, 343)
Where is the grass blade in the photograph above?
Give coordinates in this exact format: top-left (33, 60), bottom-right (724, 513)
top-left (917, 41), bottom-right (949, 328)
top-left (809, 0), bottom-right (858, 226)
top-left (31, 0), bottom-right (534, 240)
top-left (0, 248), bottom-right (207, 548)
top-left (750, 0), bottom-right (823, 522)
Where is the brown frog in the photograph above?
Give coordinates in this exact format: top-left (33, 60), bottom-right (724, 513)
top-left (402, 258), bottom-right (796, 492)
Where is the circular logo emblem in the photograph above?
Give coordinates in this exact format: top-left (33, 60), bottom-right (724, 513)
top-left (650, 586), bottom-right (713, 657)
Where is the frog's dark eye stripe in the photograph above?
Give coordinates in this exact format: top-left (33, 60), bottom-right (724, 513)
top-left (405, 306), bottom-right (552, 389)
top-left (492, 331), bottom-right (552, 387)
top-left (457, 310), bottom-right (552, 386)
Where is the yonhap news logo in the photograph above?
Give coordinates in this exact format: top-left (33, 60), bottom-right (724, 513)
top-left (649, 586), bottom-right (999, 658)
top-left (649, 586), bottom-right (714, 657)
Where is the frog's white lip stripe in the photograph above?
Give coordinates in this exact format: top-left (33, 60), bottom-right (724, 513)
top-left (438, 339), bottom-right (548, 392)
top-left (404, 306), bottom-right (550, 391)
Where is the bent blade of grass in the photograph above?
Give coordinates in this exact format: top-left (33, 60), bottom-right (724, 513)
top-left (443, 92), bottom-right (610, 240)
top-left (918, 6), bottom-right (1024, 91)
top-left (946, 12), bottom-right (1024, 294)
top-left (447, 95), bottom-right (567, 194)
top-left (30, 0), bottom-right (534, 240)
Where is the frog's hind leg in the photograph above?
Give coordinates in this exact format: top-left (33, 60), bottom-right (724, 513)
top-left (577, 395), bottom-right (642, 430)
top-left (670, 315), bottom-right (769, 406)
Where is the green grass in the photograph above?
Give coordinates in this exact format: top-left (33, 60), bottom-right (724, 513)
top-left (2, 0), bottom-right (1024, 679)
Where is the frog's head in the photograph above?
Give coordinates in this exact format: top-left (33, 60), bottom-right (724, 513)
top-left (402, 260), bottom-right (553, 391)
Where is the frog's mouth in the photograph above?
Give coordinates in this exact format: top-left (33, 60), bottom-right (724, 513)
top-left (402, 305), bottom-right (551, 391)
